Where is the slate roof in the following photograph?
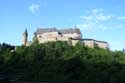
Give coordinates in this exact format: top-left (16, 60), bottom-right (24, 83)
top-left (35, 28), bottom-right (81, 34)
top-left (59, 28), bottom-right (81, 34)
top-left (83, 38), bottom-right (108, 43)
top-left (36, 28), bottom-right (57, 34)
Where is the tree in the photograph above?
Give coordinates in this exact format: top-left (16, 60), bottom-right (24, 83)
top-left (1, 41), bottom-right (125, 83)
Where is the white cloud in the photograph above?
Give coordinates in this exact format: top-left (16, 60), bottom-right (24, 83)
top-left (96, 14), bottom-right (112, 21)
top-left (77, 23), bottom-right (93, 30)
top-left (91, 8), bottom-right (103, 15)
top-left (78, 8), bottom-right (125, 31)
top-left (29, 4), bottom-right (40, 13)
top-left (117, 16), bottom-right (125, 20)
top-left (80, 16), bottom-right (93, 20)
top-left (77, 22), bottom-right (107, 31)
top-left (80, 9), bottom-right (113, 21)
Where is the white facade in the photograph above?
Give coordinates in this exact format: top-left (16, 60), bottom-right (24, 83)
top-left (83, 39), bottom-right (95, 48)
top-left (35, 28), bottom-right (82, 45)
top-left (22, 28), bottom-right (109, 49)
top-left (95, 41), bottom-right (109, 49)
top-left (83, 39), bottom-right (109, 49)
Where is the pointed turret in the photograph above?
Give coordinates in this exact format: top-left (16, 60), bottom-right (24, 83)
top-left (22, 29), bottom-right (28, 46)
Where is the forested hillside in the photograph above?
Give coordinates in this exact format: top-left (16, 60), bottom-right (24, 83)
top-left (0, 41), bottom-right (125, 83)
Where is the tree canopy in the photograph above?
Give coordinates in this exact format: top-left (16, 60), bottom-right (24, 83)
top-left (0, 41), bottom-right (125, 83)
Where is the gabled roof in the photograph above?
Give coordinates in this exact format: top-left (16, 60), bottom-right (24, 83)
top-left (36, 28), bottom-right (57, 34)
top-left (35, 28), bottom-right (81, 35)
top-left (83, 38), bottom-right (108, 43)
top-left (59, 28), bottom-right (81, 34)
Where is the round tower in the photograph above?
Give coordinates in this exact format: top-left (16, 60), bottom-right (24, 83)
top-left (22, 29), bottom-right (28, 46)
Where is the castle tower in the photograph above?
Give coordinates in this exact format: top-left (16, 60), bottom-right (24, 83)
top-left (22, 29), bottom-right (28, 46)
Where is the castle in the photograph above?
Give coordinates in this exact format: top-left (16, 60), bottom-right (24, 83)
top-left (22, 27), bottom-right (109, 49)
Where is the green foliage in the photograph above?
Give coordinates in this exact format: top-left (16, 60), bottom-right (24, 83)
top-left (0, 42), bottom-right (125, 83)
top-left (32, 37), bottom-right (39, 46)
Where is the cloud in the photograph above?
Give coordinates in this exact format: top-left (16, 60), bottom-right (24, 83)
top-left (96, 14), bottom-right (112, 21)
top-left (117, 16), bottom-right (125, 20)
top-left (80, 9), bottom-right (113, 21)
top-left (91, 8), bottom-right (103, 15)
top-left (29, 4), bottom-right (40, 13)
top-left (78, 8), bottom-right (125, 31)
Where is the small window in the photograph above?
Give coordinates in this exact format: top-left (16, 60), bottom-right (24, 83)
top-left (58, 32), bottom-right (62, 37)
top-left (39, 35), bottom-right (41, 38)
top-left (58, 32), bottom-right (61, 34)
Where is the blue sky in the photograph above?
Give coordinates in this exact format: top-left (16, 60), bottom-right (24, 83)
top-left (0, 0), bottom-right (125, 50)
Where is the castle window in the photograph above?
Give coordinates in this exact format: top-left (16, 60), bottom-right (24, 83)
top-left (58, 32), bottom-right (62, 37)
top-left (94, 43), bottom-right (98, 48)
top-left (39, 35), bottom-right (41, 38)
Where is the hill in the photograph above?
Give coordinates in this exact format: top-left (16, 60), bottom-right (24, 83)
top-left (0, 41), bottom-right (125, 83)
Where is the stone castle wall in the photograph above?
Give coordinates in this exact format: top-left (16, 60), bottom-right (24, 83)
top-left (22, 28), bottom-right (109, 49)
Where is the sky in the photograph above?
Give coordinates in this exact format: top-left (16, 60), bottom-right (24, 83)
top-left (0, 0), bottom-right (125, 50)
